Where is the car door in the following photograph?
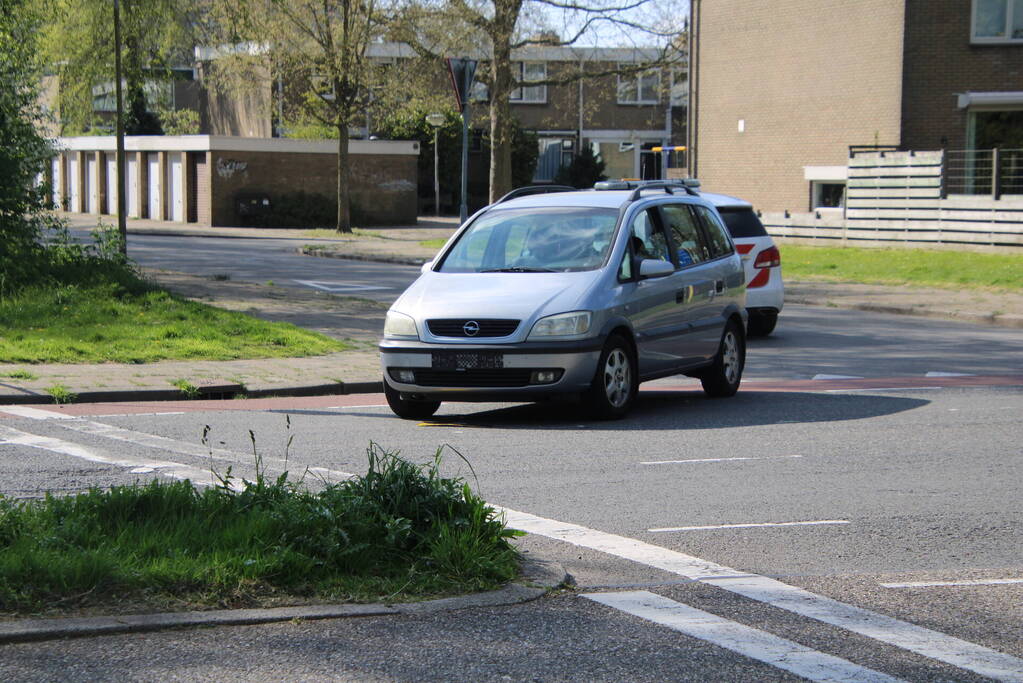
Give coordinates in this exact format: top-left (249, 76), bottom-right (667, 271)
top-left (690, 204), bottom-right (744, 359)
top-left (619, 206), bottom-right (688, 376)
top-left (658, 202), bottom-right (719, 365)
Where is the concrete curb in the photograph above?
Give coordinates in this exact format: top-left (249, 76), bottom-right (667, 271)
top-left (301, 246), bottom-right (429, 267)
top-left (786, 295), bottom-right (1023, 329)
top-left (0, 558), bottom-right (567, 644)
top-left (0, 381), bottom-right (386, 406)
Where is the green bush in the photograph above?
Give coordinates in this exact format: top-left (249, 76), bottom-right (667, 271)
top-left (554, 145), bottom-right (607, 189)
top-left (0, 444), bottom-right (521, 612)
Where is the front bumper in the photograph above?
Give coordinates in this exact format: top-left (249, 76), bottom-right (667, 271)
top-left (379, 339), bottom-right (602, 401)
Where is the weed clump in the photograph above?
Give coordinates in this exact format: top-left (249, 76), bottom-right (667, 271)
top-left (0, 444), bottom-right (521, 614)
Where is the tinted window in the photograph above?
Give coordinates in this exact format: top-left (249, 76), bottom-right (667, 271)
top-left (694, 206), bottom-right (734, 259)
top-left (661, 204), bottom-right (707, 267)
top-left (717, 207), bottom-right (767, 238)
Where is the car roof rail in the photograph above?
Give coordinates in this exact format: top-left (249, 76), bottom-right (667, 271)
top-left (627, 180), bottom-right (700, 201)
top-left (495, 185), bottom-right (578, 204)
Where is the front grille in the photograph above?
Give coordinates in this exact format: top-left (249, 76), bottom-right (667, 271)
top-left (427, 319), bottom-right (520, 338)
top-left (412, 369), bottom-right (533, 388)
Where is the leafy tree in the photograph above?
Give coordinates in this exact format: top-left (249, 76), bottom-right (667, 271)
top-left (34, 0), bottom-right (192, 135)
top-left (0, 0), bottom-right (61, 296)
top-left (554, 144), bottom-right (606, 188)
top-left (394, 0), bottom-right (682, 202)
top-left (203, 0), bottom-right (385, 233)
top-left (374, 106), bottom-right (538, 212)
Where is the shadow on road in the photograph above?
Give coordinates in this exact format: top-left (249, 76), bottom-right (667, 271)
top-left (411, 390), bottom-right (931, 431)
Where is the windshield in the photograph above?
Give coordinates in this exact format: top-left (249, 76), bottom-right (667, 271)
top-left (437, 207), bottom-right (619, 273)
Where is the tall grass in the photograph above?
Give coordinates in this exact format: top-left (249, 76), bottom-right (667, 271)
top-left (0, 444), bottom-right (521, 614)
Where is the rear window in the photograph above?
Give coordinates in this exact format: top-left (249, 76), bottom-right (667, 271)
top-left (716, 207), bottom-right (767, 238)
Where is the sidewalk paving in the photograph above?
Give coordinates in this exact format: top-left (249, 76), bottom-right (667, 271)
top-left (1, 215), bottom-right (1021, 405)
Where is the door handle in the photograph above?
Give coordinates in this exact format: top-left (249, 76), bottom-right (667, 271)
top-left (715, 280), bottom-right (725, 294)
top-left (675, 289), bottom-right (688, 304)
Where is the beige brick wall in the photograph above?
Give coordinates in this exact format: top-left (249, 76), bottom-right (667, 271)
top-left (694, 0), bottom-right (906, 212)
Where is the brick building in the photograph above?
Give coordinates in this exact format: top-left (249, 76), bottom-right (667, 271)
top-left (689, 0), bottom-right (1023, 213)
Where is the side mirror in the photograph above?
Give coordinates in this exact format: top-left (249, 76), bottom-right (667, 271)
top-left (638, 258), bottom-right (674, 279)
top-left (420, 260), bottom-right (434, 274)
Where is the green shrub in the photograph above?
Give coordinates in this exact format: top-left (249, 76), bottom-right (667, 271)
top-left (0, 443), bottom-right (521, 612)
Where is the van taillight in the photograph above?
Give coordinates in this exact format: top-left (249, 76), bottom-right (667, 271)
top-left (754, 246), bottom-right (780, 269)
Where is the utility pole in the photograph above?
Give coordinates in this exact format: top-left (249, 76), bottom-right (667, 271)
top-left (114, 0), bottom-right (127, 255)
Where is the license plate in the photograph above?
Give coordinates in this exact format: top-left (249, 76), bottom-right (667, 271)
top-left (432, 351), bottom-right (504, 370)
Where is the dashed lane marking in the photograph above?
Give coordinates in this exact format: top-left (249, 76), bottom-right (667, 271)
top-left (641, 455), bottom-right (803, 465)
top-left (648, 520), bottom-right (850, 533)
top-left (881, 578), bottom-right (1023, 589)
top-left (583, 591), bottom-right (903, 683)
top-left (499, 507), bottom-right (1023, 682)
top-left (293, 279), bottom-right (390, 293)
top-left (812, 374), bottom-right (864, 380)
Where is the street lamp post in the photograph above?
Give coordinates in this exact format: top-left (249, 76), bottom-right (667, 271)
top-left (425, 113), bottom-right (445, 217)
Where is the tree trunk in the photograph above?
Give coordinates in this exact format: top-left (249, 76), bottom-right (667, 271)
top-left (336, 121), bottom-right (352, 233)
top-left (488, 50), bottom-right (515, 202)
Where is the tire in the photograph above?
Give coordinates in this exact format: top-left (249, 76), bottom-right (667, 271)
top-left (747, 311), bottom-right (778, 337)
top-left (700, 320), bottom-right (745, 398)
top-left (583, 333), bottom-right (638, 420)
top-left (384, 379), bottom-right (441, 420)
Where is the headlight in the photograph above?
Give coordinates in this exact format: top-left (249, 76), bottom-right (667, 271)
top-left (384, 311), bottom-right (419, 339)
top-left (527, 311), bottom-right (592, 340)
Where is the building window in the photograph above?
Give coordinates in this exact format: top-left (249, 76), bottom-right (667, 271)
top-left (617, 66), bottom-right (660, 105)
top-left (972, 0), bottom-right (1023, 43)
top-left (510, 62), bottom-right (546, 103)
top-left (812, 182), bottom-right (846, 209)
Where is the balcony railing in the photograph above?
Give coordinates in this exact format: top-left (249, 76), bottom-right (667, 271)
top-left (944, 148), bottom-right (1023, 198)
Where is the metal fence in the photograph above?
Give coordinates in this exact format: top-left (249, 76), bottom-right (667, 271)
top-left (944, 148), bottom-right (1023, 198)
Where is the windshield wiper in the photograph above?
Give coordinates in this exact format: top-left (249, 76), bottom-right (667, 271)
top-left (480, 267), bottom-right (556, 273)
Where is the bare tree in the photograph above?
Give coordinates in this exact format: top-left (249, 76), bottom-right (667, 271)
top-left (203, 0), bottom-right (384, 232)
top-left (394, 0), bottom-right (683, 201)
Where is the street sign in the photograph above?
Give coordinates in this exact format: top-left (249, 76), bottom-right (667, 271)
top-left (445, 57), bottom-right (478, 113)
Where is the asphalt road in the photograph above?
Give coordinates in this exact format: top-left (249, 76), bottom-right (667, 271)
top-left (1, 305), bottom-right (1021, 681)
top-left (7, 230), bottom-right (1023, 681)
top-left (123, 232), bottom-right (424, 304)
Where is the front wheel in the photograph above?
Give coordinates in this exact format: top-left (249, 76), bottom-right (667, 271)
top-left (384, 379), bottom-right (441, 420)
top-left (700, 320), bottom-right (745, 398)
top-left (583, 334), bottom-right (637, 420)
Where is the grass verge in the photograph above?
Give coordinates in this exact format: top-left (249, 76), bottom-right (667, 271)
top-left (0, 280), bottom-right (347, 364)
top-left (0, 444), bottom-right (521, 616)
top-left (780, 245), bottom-right (1023, 291)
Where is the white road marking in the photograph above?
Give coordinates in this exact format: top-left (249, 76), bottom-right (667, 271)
top-left (649, 520), bottom-right (850, 533)
top-left (0, 405), bottom-right (76, 420)
top-left (293, 279), bottom-right (390, 293)
top-left (812, 374), bottom-right (864, 380)
top-left (498, 507), bottom-right (1023, 682)
top-left (58, 419), bottom-right (356, 481)
top-left (641, 455), bottom-right (803, 465)
top-left (926, 372), bottom-right (975, 378)
top-left (825, 387), bottom-right (942, 393)
top-left (882, 578), bottom-right (1023, 589)
top-left (1, 417), bottom-right (358, 486)
top-left (583, 591), bottom-right (903, 683)
top-left (0, 424), bottom-right (232, 489)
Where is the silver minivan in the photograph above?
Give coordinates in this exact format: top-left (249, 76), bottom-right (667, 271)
top-left (379, 181), bottom-right (747, 420)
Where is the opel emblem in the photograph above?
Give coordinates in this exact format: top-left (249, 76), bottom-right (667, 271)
top-left (463, 320), bottom-right (481, 336)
